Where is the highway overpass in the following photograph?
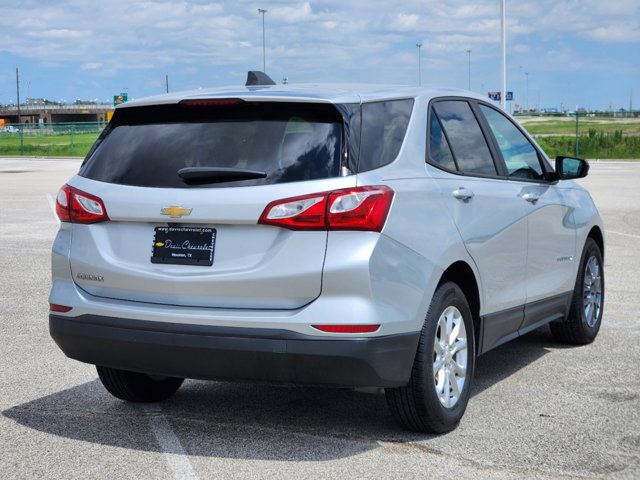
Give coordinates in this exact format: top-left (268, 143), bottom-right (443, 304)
top-left (0, 104), bottom-right (113, 125)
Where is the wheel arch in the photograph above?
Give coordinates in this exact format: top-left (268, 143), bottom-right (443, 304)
top-left (588, 226), bottom-right (605, 260)
top-left (438, 261), bottom-right (481, 353)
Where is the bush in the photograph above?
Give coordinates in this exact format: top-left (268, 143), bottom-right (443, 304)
top-left (535, 131), bottom-right (640, 159)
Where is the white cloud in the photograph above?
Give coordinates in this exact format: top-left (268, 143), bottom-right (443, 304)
top-left (587, 25), bottom-right (640, 42)
top-left (0, 0), bottom-right (637, 107)
top-left (390, 14), bottom-right (419, 32)
top-left (270, 2), bottom-right (313, 23)
top-left (37, 29), bottom-right (91, 40)
top-left (81, 63), bottom-right (102, 71)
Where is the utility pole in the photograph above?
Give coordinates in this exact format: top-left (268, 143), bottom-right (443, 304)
top-left (416, 43), bottom-right (422, 86)
top-left (258, 8), bottom-right (267, 73)
top-left (466, 49), bottom-right (471, 90)
top-left (500, 0), bottom-right (506, 108)
top-left (165, 74), bottom-right (169, 93)
top-left (16, 68), bottom-right (21, 123)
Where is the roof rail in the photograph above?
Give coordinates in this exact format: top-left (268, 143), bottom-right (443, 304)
top-left (245, 71), bottom-right (276, 87)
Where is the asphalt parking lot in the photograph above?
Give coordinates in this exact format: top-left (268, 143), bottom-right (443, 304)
top-left (0, 157), bottom-right (638, 479)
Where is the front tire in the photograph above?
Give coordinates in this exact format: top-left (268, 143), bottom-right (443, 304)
top-left (550, 237), bottom-right (604, 345)
top-left (96, 366), bottom-right (184, 402)
top-left (386, 282), bottom-right (475, 433)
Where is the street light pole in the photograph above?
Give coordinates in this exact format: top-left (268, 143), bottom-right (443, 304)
top-left (519, 65), bottom-right (523, 110)
top-left (500, 0), bottom-right (506, 109)
top-left (525, 72), bottom-right (529, 111)
top-left (16, 68), bottom-right (20, 123)
top-left (466, 49), bottom-right (471, 90)
top-left (258, 8), bottom-right (267, 73)
top-left (416, 43), bottom-right (422, 86)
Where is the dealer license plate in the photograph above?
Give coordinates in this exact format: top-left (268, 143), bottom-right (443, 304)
top-left (151, 227), bottom-right (215, 266)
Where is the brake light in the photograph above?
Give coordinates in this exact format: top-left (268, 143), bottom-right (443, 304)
top-left (55, 184), bottom-right (109, 224)
top-left (180, 99), bottom-right (242, 107)
top-left (313, 325), bottom-right (380, 333)
top-left (259, 186), bottom-right (394, 231)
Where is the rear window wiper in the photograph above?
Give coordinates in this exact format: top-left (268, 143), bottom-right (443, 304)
top-left (177, 167), bottom-right (267, 185)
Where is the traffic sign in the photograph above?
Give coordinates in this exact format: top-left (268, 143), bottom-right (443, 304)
top-left (113, 92), bottom-right (128, 106)
top-left (488, 91), bottom-right (513, 101)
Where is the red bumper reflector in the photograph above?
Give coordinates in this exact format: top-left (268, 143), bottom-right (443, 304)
top-left (312, 324), bottom-right (380, 333)
top-left (49, 303), bottom-right (73, 313)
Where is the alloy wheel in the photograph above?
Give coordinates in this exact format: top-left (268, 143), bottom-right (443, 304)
top-left (433, 306), bottom-right (468, 408)
top-left (583, 255), bottom-right (602, 327)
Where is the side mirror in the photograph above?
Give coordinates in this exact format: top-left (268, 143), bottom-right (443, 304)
top-left (555, 156), bottom-right (589, 180)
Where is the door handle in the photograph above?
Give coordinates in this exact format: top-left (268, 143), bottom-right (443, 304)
top-left (522, 192), bottom-right (539, 204)
top-left (452, 187), bottom-right (474, 201)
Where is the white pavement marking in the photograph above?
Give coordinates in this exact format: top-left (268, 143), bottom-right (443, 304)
top-left (143, 404), bottom-right (199, 480)
top-left (46, 193), bottom-right (61, 226)
top-left (608, 230), bottom-right (640, 240)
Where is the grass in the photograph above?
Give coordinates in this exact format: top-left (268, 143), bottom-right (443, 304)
top-left (519, 117), bottom-right (640, 136)
top-left (534, 132), bottom-right (640, 159)
top-left (517, 115), bottom-right (640, 159)
top-left (0, 131), bottom-right (99, 157)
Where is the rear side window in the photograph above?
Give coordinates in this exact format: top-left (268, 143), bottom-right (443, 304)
top-left (79, 102), bottom-right (342, 188)
top-left (359, 99), bottom-right (413, 172)
top-left (431, 100), bottom-right (497, 176)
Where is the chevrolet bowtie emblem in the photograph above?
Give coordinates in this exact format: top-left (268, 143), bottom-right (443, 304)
top-left (161, 205), bottom-right (192, 218)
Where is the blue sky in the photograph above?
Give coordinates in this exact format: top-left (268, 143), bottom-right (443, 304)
top-left (1, 0), bottom-right (638, 111)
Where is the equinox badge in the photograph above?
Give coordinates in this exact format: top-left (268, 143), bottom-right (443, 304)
top-left (161, 205), bottom-right (192, 218)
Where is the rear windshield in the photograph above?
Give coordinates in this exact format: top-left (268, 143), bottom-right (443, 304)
top-left (80, 102), bottom-right (343, 188)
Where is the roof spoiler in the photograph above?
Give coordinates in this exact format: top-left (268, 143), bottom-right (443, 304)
top-left (245, 71), bottom-right (276, 87)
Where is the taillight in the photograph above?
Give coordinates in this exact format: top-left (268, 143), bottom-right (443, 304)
top-left (259, 186), bottom-right (394, 232)
top-left (55, 184), bottom-right (109, 224)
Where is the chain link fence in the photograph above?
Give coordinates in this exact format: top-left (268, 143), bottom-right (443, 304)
top-left (0, 122), bottom-right (105, 157)
top-left (514, 111), bottom-right (640, 159)
top-left (2, 114), bottom-right (639, 159)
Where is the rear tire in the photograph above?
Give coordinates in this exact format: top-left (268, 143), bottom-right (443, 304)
top-left (386, 282), bottom-right (475, 433)
top-left (550, 238), bottom-right (604, 345)
top-left (96, 366), bottom-right (184, 402)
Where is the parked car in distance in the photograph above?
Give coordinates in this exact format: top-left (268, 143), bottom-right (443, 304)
top-left (0, 125), bottom-right (19, 134)
top-left (49, 72), bottom-right (604, 433)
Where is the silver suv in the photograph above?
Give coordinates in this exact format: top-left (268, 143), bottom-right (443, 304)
top-left (49, 73), bottom-right (604, 433)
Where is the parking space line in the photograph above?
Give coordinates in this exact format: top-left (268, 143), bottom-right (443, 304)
top-left (608, 230), bottom-right (640, 240)
top-left (46, 193), bottom-right (61, 226)
top-left (143, 404), bottom-right (199, 480)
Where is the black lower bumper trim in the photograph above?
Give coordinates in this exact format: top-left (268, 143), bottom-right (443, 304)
top-left (49, 314), bottom-right (419, 388)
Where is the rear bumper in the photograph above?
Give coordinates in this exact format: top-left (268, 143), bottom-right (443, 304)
top-left (50, 314), bottom-right (420, 388)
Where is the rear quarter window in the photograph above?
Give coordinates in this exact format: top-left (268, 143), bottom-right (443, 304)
top-left (358, 99), bottom-right (414, 172)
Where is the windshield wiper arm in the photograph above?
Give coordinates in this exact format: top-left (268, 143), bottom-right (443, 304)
top-left (178, 167), bottom-right (267, 185)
